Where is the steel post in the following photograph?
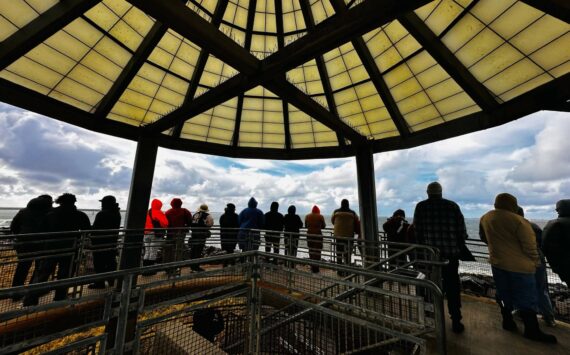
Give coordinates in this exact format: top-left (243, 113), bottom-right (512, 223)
top-left (355, 144), bottom-right (379, 267)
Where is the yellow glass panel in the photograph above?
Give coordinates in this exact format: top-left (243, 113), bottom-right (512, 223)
top-left (530, 33), bottom-right (570, 72)
top-left (191, 113), bottom-right (211, 126)
top-left (26, 44), bottom-right (75, 75)
top-left (93, 36), bottom-right (131, 67)
top-left (397, 91), bottom-right (431, 115)
top-left (55, 78), bottom-right (102, 106)
top-left (67, 65), bottom-right (112, 94)
top-left (242, 110), bottom-right (263, 122)
top-left (415, 65), bottom-right (447, 89)
top-left (384, 21), bottom-right (408, 43)
top-left (147, 100), bottom-right (174, 118)
top-left (82, 50), bottom-right (122, 81)
top-left (161, 74), bottom-right (188, 95)
top-left (410, 118), bottom-right (444, 132)
top-left (49, 91), bottom-right (92, 111)
top-left (390, 78), bottom-right (423, 103)
top-left (0, 16), bottom-right (18, 41)
top-left (315, 132), bottom-right (337, 143)
top-left (369, 120), bottom-right (397, 135)
top-left (376, 47), bottom-right (403, 73)
top-left (122, 6), bottom-right (153, 36)
top-left (211, 117), bottom-right (234, 131)
top-left (264, 123), bottom-right (284, 135)
top-left (360, 95), bottom-right (383, 111)
top-left (383, 64), bottom-right (412, 88)
top-left (434, 92), bottom-right (476, 115)
top-left (406, 50), bottom-right (436, 74)
top-left (455, 28), bottom-right (503, 68)
top-left (469, 43), bottom-right (523, 82)
top-left (289, 122), bottom-right (311, 134)
top-left (148, 47), bottom-right (174, 70)
top-left (107, 112), bottom-right (138, 125)
top-left (292, 133), bottom-right (313, 144)
top-left (471, 0), bottom-right (515, 24)
top-left (0, 70), bottom-right (50, 94)
top-left (45, 31), bottom-right (89, 62)
top-left (128, 76), bottom-right (158, 97)
top-left (109, 20), bottom-right (142, 51)
top-left (311, 0), bottom-right (334, 25)
top-left (0, 0), bottom-right (38, 28)
top-left (425, 78), bottom-right (463, 102)
top-left (334, 88), bottom-right (358, 105)
top-left (170, 56), bottom-right (197, 78)
top-left (442, 105), bottom-right (480, 121)
top-left (510, 15), bottom-right (570, 54)
top-left (490, 2), bottom-right (542, 40)
top-left (422, 0), bottom-right (465, 36)
top-left (483, 59), bottom-right (543, 96)
top-left (103, 0), bottom-right (130, 17)
top-left (85, 3), bottom-right (119, 32)
top-left (405, 105), bottom-right (441, 125)
top-left (208, 128), bottom-right (232, 141)
top-left (499, 73), bottom-right (551, 101)
top-left (442, 14), bottom-right (484, 52)
top-left (365, 107), bottom-right (391, 123)
top-left (67, 18), bottom-right (106, 47)
top-left (6, 57), bottom-right (62, 89)
top-left (394, 34), bottom-right (421, 59)
top-left (189, 124), bottom-right (209, 137)
top-left (26, 0), bottom-right (58, 13)
top-left (550, 61), bottom-right (570, 78)
top-left (155, 87), bottom-right (185, 106)
top-left (119, 89), bottom-right (152, 109)
top-left (139, 64), bottom-right (166, 84)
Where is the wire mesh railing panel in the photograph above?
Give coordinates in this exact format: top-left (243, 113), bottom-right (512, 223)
top-left (136, 296), bottom-right (250, 355)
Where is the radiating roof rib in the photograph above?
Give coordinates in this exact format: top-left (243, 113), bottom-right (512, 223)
top-left (0, 0), bottom-right (568, 159)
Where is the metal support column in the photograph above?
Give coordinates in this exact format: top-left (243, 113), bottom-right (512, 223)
top-left (355, 144), bottom-right (379, 267)
top-left (121, 135), bottom-right (158, 270)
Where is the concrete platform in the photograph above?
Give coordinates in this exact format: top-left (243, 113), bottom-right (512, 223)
top-left (430, 295), bottom-right (570, 355)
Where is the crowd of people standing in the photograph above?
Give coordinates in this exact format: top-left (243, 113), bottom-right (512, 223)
top-left (6, 187), bottom-right (569, 345)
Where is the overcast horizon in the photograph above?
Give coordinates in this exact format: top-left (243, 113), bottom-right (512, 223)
top-left (1, 102), bottom-right (569, 219)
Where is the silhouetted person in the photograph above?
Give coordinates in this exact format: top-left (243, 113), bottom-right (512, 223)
top-left (382, 209), bottom-right (410, 266)
top-left (10, 195), bottom-right (52, 298)
top-left (143, 199), bottom-right (168, 275)
top-left (305, 205), bottom-right (326, 273)
top-left (89, 196), bottom-right (121, 289)
top-left (165, 198), bottom-right (192, 265)
top-left (238, 197), bottom-right (264, 251)
top-left (517, 206), bottom-right (556, 326)
top-left (190, 204), bottom-right (214, 271)
top-left (264, 202), bottom-right (284, 259)
top-left (23, 193), bottom-right (90, 306)
top-left (220, 203), bottom-right (239, 265)
top-left (332, 199), bottom-right (358, 271)
top-left (542, 199), bottom-right (570, 287)
top-left (480, 193), bottom-right (556, 343)
top-left (413, 182), bottom-right (466, 334)
top-left (283, 205), bottom-right (303, 258)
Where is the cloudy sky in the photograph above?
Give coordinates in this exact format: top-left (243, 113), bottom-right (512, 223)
top-left (0, 102), bottom-right (568, 219)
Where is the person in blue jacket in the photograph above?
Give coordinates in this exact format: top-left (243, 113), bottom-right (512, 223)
top-left (238, 197), bottom-right (264, 251)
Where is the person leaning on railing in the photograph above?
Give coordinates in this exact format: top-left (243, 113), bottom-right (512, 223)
top-left (164, 198), bottom-right (192, 268)
top-left (23, 193), bottom-right (90, 306)
top-left (305, 205), bottom-right (325, 273)
top-left (143, 198), bottom-right (168, 276)
top-left (219, 203), bottom-right (239, 266)
top-left (331, 199), bottom-right (358, 275)
top-left (480, 193), bottom-right (556, 344)
top-left (189, 204), bottom-right (214, 272)
top-left (284, 205), bottom-right (303, 258)
top-left (542, 199), bottom-right (570, 288)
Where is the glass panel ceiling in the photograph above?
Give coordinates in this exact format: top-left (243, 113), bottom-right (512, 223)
top-left (0, 0), bottom-right (568, 152)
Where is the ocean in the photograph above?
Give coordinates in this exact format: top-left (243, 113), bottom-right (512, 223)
top-left (0, 207), bottom-right (548, 238)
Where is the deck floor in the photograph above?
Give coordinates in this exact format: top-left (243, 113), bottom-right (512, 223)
top-left (430, 294), bottom-right (570, 355)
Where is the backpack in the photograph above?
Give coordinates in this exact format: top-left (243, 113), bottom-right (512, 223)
top-left (191, 212), bottom-right (211, 238)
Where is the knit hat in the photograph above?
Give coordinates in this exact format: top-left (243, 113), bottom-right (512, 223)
top-left (426, 182), bottom-right (442, 195)
top-left (199, 204), bottom-right (209, 212)
top-left (494, 193), bottom-right (518, 213)
top-left (393, 209), bottom-right (405, 218)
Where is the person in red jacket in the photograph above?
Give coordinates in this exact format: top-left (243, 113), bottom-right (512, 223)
top-left (143, 199), bottom-right (169, 274)
top-left (305, 205), bottom-right (326, 273)
top-left (165, 198), bottom-right (192, 265)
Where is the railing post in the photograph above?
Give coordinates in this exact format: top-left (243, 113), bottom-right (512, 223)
top-left (248, 253), bottom-right (261, 354)
top-left (434, 289), bottom-right (447, 355)
top-left (114, 273), bottom-right (134, 354)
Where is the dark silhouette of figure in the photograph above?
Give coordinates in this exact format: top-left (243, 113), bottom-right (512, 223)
top-left (190, 204), bottom-right (214, 271)
top-left (23, 193), bottom-right (90, 306)
top-left (89, 196), bottom-right (121, 289)
top-left (382, 209), bottom-right (410, 265)
top-left (264, 201), bottom-right (284, 257)
top-left (238, 197), bottom-right (264, 251)
top-left (332, 199), bottom-right (358, 270)
top-left (220, 203), bottom-right (239, 265)
top-left (542, 199), bottom-right (570, 287)
top-left (283, 205), bottom-right (303, 258)
top-left (10, 195), bottom-right (53, 298)
top-left (165, 198), bottom-right (192, 265)
top-left (414, 182), bottom-right (466, 334)
top-left (480, 193), bottom-right (556, 343)
top-left (305, 205), bottom-right (326, 273)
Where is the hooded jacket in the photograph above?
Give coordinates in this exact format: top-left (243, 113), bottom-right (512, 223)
top-left (264, 202), bottom-right (284, 232)
top-left (145, 199), bottom-right (169, 232)
top-left (542, 199), bottom-right (570, 278)
top-left (283, 206), bottom-right (303, 234)
top-left (305, 206), bottom-right (326, 235)
top-left (11, 197), bottom-right (52, 235)
top-left (43, 202), bottom-right (91, 250)
top-left (165, 198), bottom-right (193, 232)
top-left (238, 198), bottom-right (265, 230)
top-left (479, 193), bottom-right (539, 273)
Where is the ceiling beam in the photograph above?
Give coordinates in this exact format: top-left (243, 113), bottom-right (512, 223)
top-left (399, 12), bottom-right (498, 112)
top-left (373, 73), bottom-right (570, 153)
top-left (0, 0), bottom-right (101, 70)
top-left (143, 0), bottom-right (429, 136)
top-left (520, 0), bottom-right (570, 24)
top-left (95, 21), bottom-right (168, 118)
top-left (274, 0), bottom-right (292, 150)
top-left (329, 0), bottom-right (410, 138)
top-left (172, 0), bottom-right (229, 137)
top-left (300, 0), bottom-right (346, 147)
